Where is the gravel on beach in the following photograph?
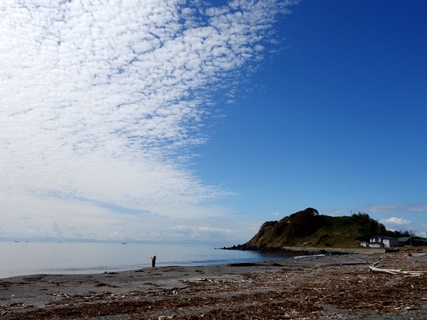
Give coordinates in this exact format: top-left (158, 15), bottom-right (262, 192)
top-left (1, 252), bottom-right (427, 319)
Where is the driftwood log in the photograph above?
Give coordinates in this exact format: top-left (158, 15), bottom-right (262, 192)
top-left (369, 265), bottom-right (426, 276)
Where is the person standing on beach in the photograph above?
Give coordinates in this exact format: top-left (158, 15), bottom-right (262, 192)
top-left (151, 255), bottom-right (156, 267)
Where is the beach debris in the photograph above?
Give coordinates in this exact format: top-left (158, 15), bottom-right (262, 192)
top-left (48, 293), bottom-right (70, 299)
top-left (194, 277), bottom-right (214, 283)
top-left (369, 266), bottom-right (426, 276)
top-left (2, 252), bottom-right (427, 319)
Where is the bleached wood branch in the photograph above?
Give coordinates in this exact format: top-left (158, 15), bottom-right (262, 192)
top-left (369, 266), bottom-right (426, 276)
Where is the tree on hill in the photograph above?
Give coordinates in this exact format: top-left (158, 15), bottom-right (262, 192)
top-left (350, 212), bottom-right (387, 241)
top-left (282, 208), bottom-right (324, 239)
top-left (245, 208), bottom-right (412, 249)
top-left (247, 208), bottom-right (327, 247)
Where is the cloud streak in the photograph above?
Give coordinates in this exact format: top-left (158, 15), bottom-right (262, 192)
top-left (0, 0), bottom-right (292, 240)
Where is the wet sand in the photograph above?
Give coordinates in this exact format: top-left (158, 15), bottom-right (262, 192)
top-left (1, 252), bottom-right (426, 319)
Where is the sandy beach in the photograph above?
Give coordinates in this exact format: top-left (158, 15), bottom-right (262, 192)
top-left (1, 252), bottom-right (426, 319)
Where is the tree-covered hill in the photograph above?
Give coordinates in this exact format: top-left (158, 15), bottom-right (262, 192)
top-left (242, 208), bottom-right (408, 249)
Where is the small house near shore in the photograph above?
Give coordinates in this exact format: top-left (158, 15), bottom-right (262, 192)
top-left (368, 235), bottom-right (399, 248)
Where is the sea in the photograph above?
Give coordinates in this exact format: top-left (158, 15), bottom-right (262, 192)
top-left (0, 241), bottom-right (298, 279)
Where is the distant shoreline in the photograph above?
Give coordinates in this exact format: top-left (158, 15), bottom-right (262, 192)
top-left (282, 245), bottom-right (386, 254)
top-left (223, 244), bottom-right (386, 254)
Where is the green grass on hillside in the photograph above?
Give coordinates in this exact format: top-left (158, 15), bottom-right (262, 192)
top-left (246, 208), bottom-right (407, 248)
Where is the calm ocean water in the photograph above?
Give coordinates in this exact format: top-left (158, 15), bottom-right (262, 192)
top-left (0, 241), bottom-right (296, 279)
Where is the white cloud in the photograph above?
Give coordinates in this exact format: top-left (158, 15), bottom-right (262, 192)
top-left (379, 217), bottom-right (414, 233)
top-left (358, 204), bottom-right (427, 214)
top-left (324, 204), bottom-right (427, 217)
top-left (380, 217), bottom-right (412, 226)
top-left (0, 191), bottom-right (263, 243)
top-left (0, 0), bottom-right (291, 240)
top-left (381, 217), bottom-right (412, 225)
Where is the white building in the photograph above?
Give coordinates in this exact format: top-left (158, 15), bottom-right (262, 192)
top-left (369, 236), bottom-right (399, 248)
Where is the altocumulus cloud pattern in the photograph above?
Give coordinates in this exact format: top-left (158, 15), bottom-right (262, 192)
top-left (0, 0), bottom-right (291, 239)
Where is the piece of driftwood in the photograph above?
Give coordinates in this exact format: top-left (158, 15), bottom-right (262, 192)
top-left (369, 266), bottom-right (426, 276)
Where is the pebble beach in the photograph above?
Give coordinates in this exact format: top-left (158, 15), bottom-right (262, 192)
top-left (1, 252), bottom-right (427, 319)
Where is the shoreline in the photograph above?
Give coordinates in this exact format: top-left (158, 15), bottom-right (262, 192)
top-left (1, 252), bottom-right (427, 319)
top-left (223, 244), bottom-right (387, 254)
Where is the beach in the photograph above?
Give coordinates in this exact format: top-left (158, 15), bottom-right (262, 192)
top-left (1, 252), bottom-right (426, 319)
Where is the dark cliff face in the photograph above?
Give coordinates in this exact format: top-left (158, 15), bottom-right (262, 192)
top-left (242, 208), bottom-right (393, 249)
top-left (246, 208), bottom-right (327, 247)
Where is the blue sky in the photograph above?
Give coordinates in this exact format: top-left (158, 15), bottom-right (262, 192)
top-left (194, 0), bottom-right (427, 236)
top-left (1, 0), bottom-right (426, 243)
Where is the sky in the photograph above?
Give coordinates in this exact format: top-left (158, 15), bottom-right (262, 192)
top-left (1, 0), bottom-right (426, 244)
